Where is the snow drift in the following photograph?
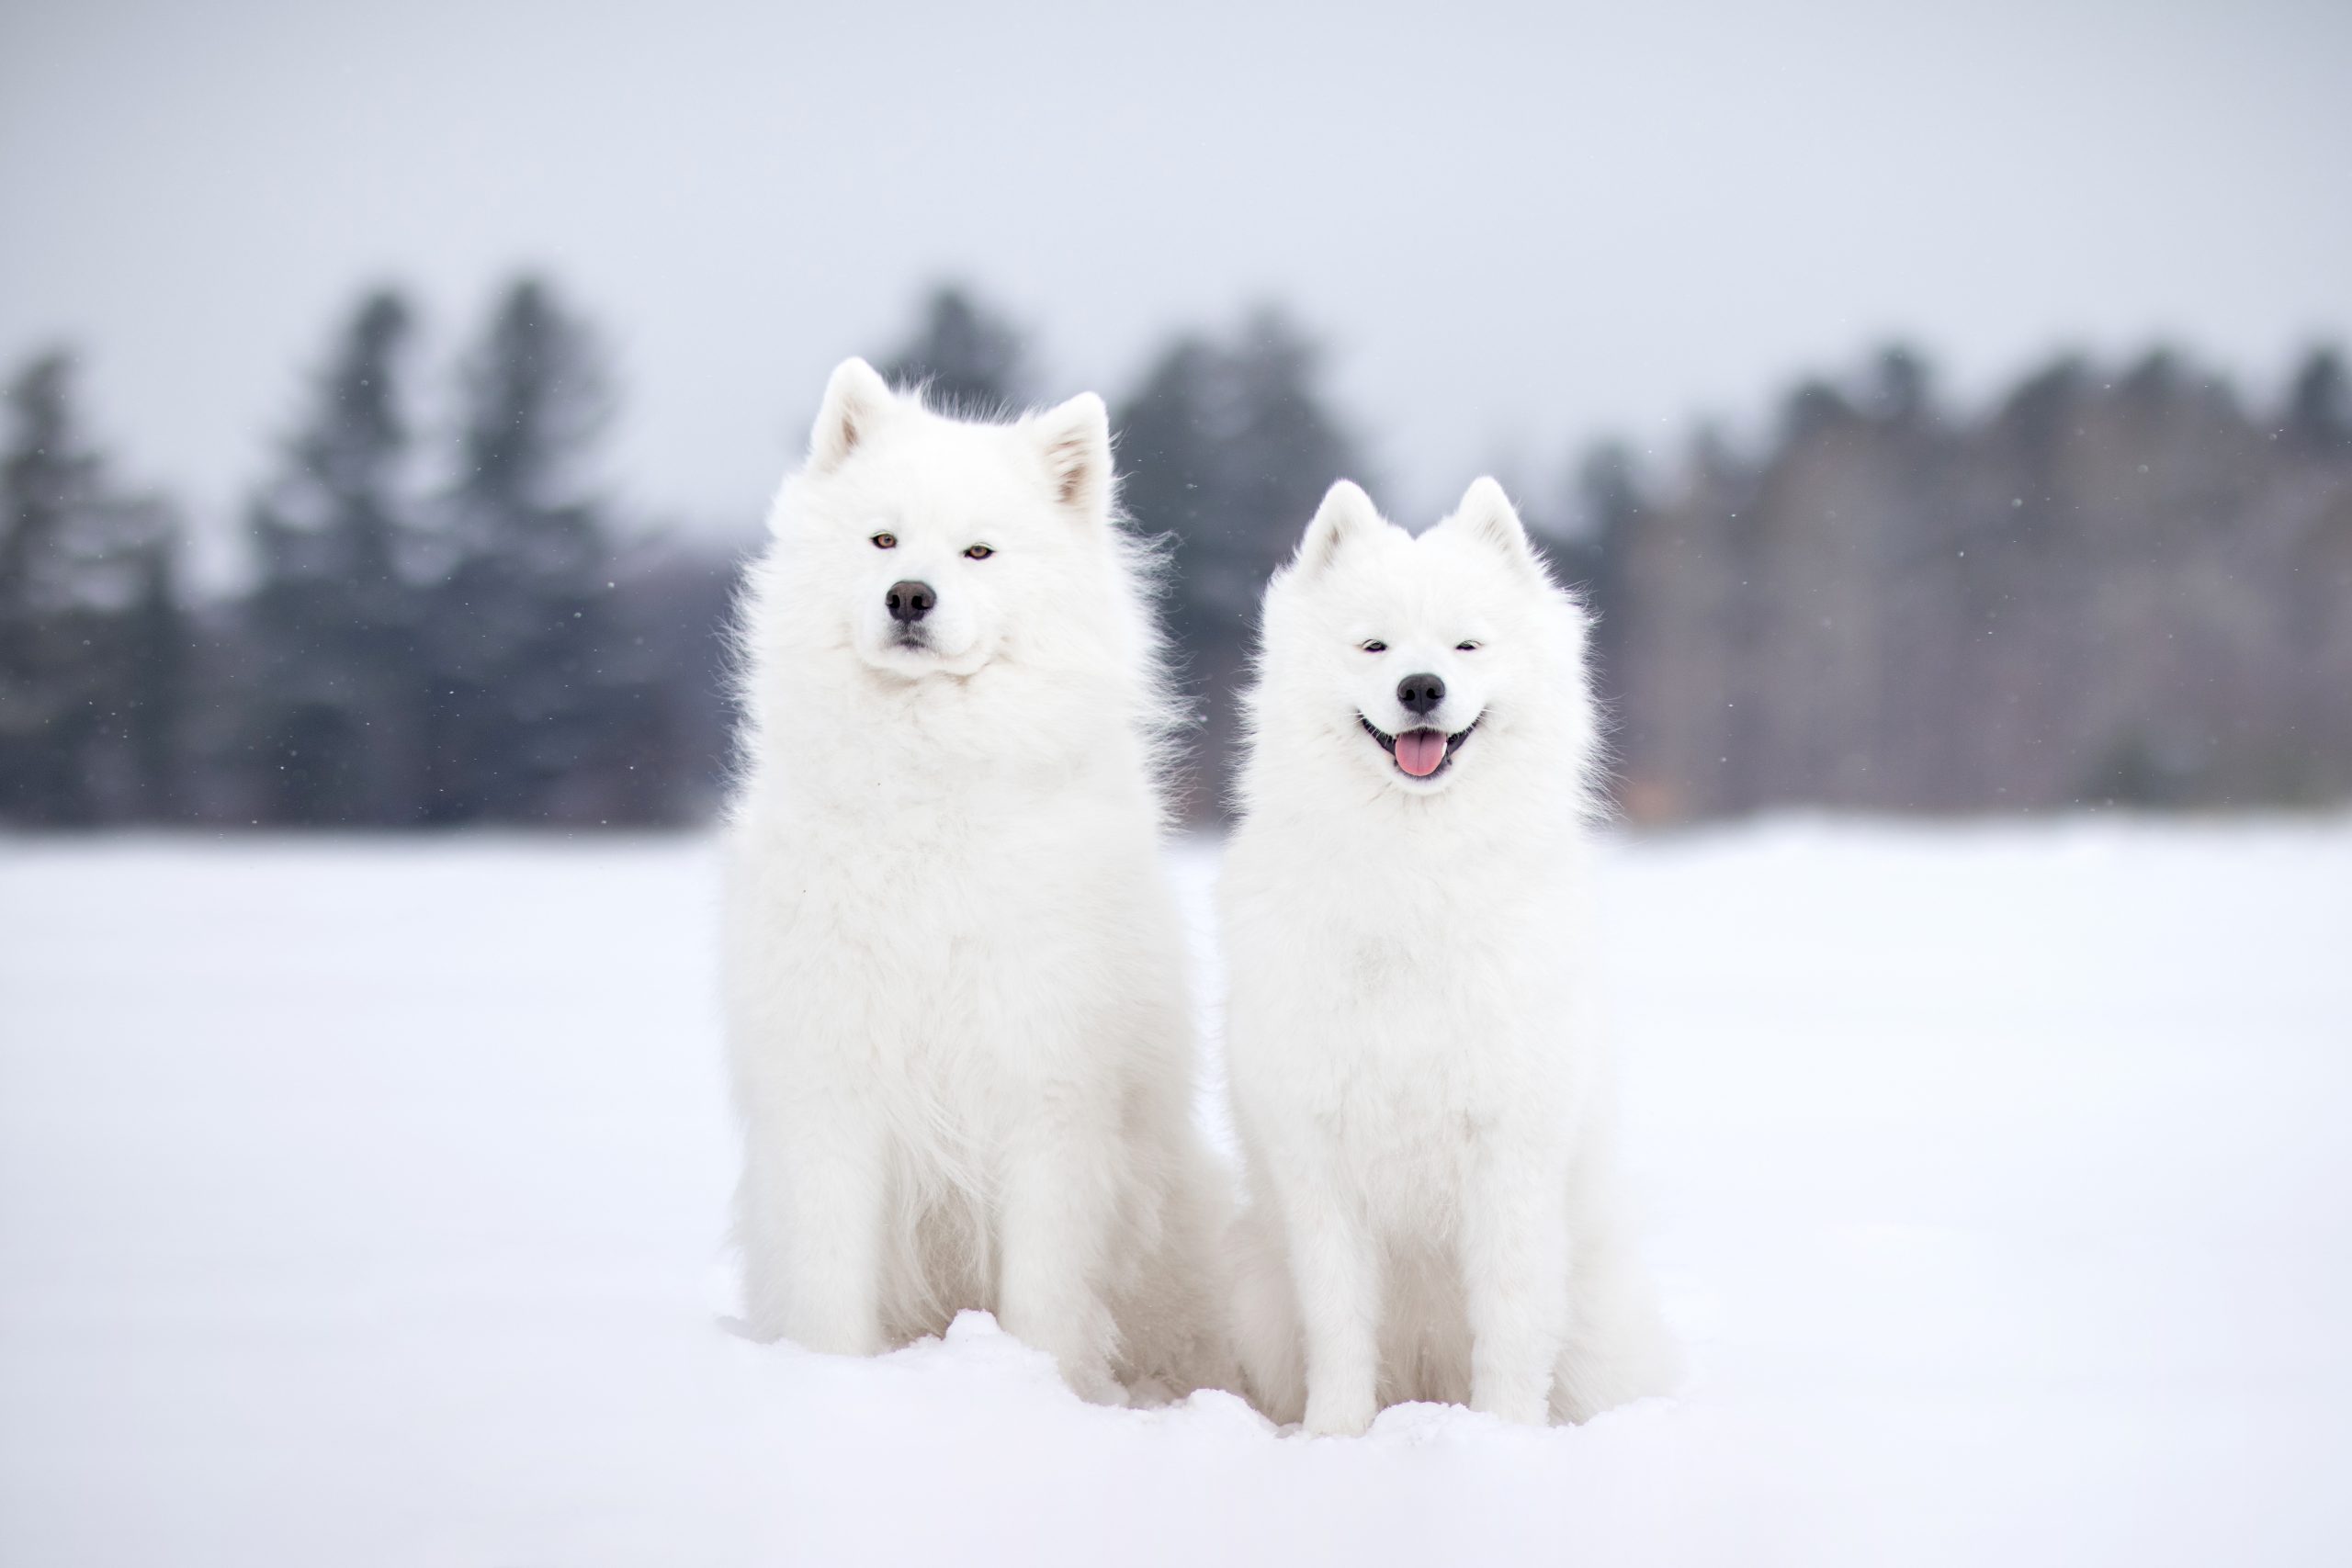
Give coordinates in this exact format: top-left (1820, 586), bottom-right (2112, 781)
top-left (2, 821), bottom-right (2347, 1564)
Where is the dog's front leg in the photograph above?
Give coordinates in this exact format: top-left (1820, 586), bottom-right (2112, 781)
top-left (1277, 1169), bottom-right (1380, 1437)
top-left (1462, 1137), bottom-right (1571, 1425)
top-left (739, 1096), bottom-right (889, 1357)
top-left (998, 1121), bottom-right (1122, 1404)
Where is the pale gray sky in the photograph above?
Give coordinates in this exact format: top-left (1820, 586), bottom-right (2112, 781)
top-left (5, 0), bottom-right (2347, 569)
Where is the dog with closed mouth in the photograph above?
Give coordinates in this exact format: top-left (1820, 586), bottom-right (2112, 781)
top-left (722, 358), bottom-right (1230, 1404)
top-left (1221, 477), bottom-right (1678, 1435)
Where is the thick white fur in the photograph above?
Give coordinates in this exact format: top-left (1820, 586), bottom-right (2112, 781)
top-left (723, 358), bottom-right (1230, 1403)
top-left (1222, 477), bottom-right (1679, 1434)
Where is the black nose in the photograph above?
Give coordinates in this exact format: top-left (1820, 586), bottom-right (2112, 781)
top-left (885, 580), bottom-right (935, 624)
top-left (1397, 672), bottom-right (1445, 717)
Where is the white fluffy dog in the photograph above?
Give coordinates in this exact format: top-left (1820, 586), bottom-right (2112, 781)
top-left (1222, 477), bottom-right (1678, 1435)
top-left (723, 358), bottom-right (1228, 1403)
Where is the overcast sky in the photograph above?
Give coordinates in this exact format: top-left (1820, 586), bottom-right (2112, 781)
top-left (5, 0), bottom-right (2347, 569)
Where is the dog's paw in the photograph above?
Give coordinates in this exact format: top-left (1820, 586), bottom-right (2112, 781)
top-left (1068, 1361), bottom-right (1131, 1408)
top-left (785, 1318), bottom-right (887, 1359)
top-left (1470, 1382), bottom-right (1551, 1427)
top-left (1302, 1387), bottom-right (1376, 1438)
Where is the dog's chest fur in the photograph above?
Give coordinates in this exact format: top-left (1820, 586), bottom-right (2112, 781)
top-left (1227, 821), bottom-right (1584, 1203)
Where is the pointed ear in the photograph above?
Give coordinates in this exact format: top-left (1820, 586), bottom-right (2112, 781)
top-left (809, 356), bottom-right (895, 473)
top-left (1034, 391), bottom-right (1112, 518)
top-left (1296, 479), bottom-right (1384, 572)
top-left (1442, 476), bottom-right (1541, 573)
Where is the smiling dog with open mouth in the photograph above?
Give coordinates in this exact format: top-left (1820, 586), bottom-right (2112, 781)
top-left (1357, 713), bottom-right (1480, 779)
top-left (1219, 476), bottom-right (1679, 1434)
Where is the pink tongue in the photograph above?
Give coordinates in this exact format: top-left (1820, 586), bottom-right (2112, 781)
top-left (1394, 728), bottom-right (1448, 777)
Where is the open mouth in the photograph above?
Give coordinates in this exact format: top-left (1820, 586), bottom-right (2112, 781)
top-left (1360, 714), bottom-right (1480, 780)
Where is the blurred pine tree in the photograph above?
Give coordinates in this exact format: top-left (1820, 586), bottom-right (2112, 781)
top-left (246, 289), bottom-right (427, 825)
top-left (879, 285), bottom-right (1033, 413)
top-left (0, 353), bottom-right (185, 825)
top-left (1115, 310), bottom-right (1364, 818)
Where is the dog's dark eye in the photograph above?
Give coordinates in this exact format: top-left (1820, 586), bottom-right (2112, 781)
top-left (964, 544), bottom-right (994, 560)
top-left (871, 533), bottom-right (898, 550)
top-left (1360, 640), bottom-right (1387, 653)
top-left (1456, 640), bottom-right (1481, 652)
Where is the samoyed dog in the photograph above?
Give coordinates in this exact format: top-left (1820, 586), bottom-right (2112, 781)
top-left (723, 358), bottom-right (1229, 1403)
top-left (1222, 477), bottom-right (1678, 1435)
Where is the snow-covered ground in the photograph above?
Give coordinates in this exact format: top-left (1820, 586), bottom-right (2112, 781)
top-left (3, 821), bottom-right (2347, 1565)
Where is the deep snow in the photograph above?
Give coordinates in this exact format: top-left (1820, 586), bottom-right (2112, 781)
top-left (2, 822), bottom-right (2347, 1565)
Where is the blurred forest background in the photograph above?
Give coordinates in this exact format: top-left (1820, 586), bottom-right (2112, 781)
top-left (3, 277), bottom-right (2347, 829)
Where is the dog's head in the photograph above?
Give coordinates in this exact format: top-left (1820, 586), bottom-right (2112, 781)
top-left (772, 357), bottom-right (1122, 683)
top-left (1251, 477), bottom-right (1590, 801)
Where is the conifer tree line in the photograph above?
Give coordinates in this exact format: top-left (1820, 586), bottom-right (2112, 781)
top-left (2, 280), bottom-right (736, 829)
top-left (1, 279), bottom-right (2346, 829)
